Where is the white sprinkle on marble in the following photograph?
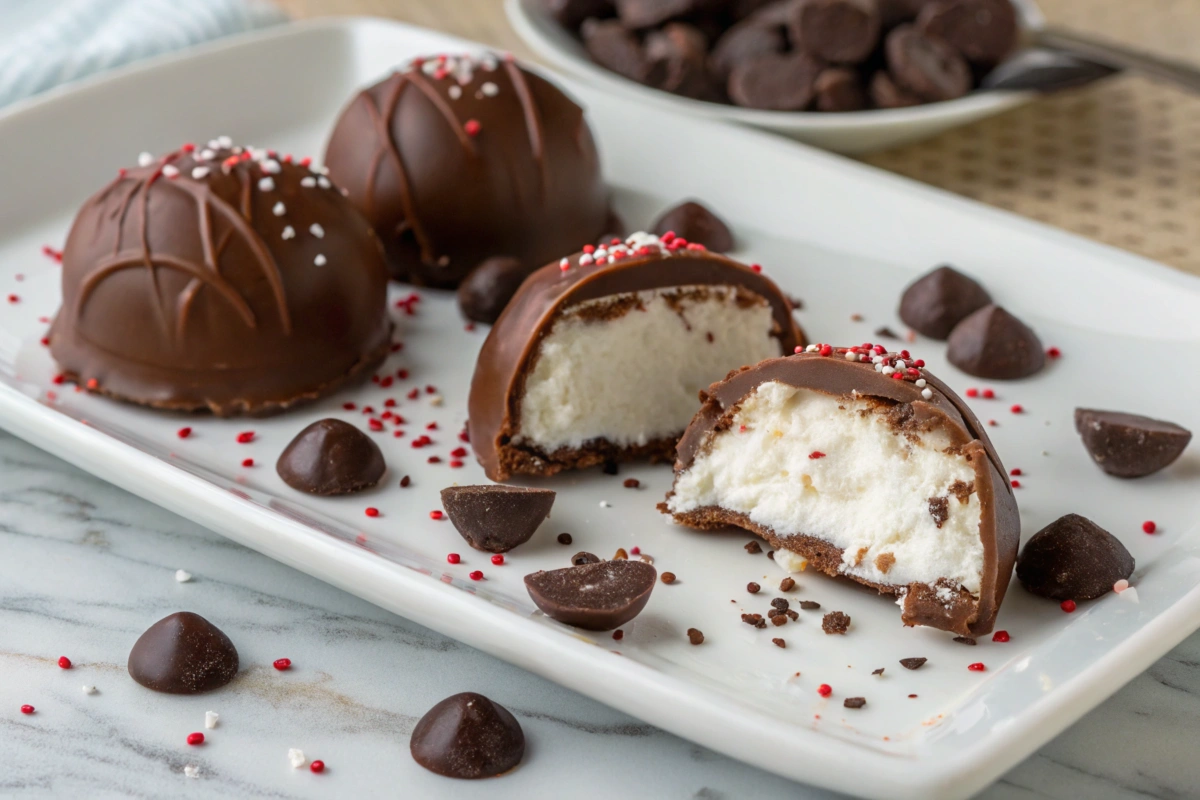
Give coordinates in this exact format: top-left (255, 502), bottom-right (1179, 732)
top-left (205, 711), bottom-right (219, 729)
top-left (175, 569), bottom-right (192, 583)
top-left (184, 765), bottom-right (200, 779)
top-left (288, 748), bottom-right (307, 769)
top-left (599, 501), bottom-right (611, 508)
top-left (82, 685), bottom-right (97, 695)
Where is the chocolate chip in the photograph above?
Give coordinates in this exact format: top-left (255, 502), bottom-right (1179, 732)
top-left (661, 572), bottom-right (677, 584)
top-left (440, 485), bottom-right (556, 553)
top-left (767, 550), bottom-right (774, 560)
top-left (615, 0), bottom-right (698, 28)
top-left (768, 608), bottom-right (782, 618)
top-left (276, 419), bottom-right (385, 496)
top-left (572, 551), bottom-right (601, 565)
top-left (885, 24), bottom-right (971, 102)
top-left (916, 0), bottom-right (1018, 65)
top-left (558, 533), bottom-right (574, 545)
top-left (787, 0), bottom-right (881, 64)
top-left (779, 577), bottom-right (795, 592)
top-left (410, 692), bottom-right (524, 779)
top-left (772, 637), bottom-right (786, 648)
top-left (928, 496), bottom-right (950, 528)
top-left (874, 326), bottom-right (900, 340)
top-left (581, 19), bottom-right (666, 85)
top-left (687, 627), bottom-right (705, 644)
top-left (868, 70), bottom-right (921, 108)
top-left (127, 612), bottom-right (238, 694)
top-left (457, 256), bottom-right (528, 324)
top-left (525, 560), bottom-right (657, 630)
top-left (799, 600), bottom-right (821, 610)
top-left (652, 201), bottom-right (734, 252)
top-left (947, 304), bottom-right (1045, 379)
top-left (771, 597), bottom-right (789, 610)
top-left (822, 611), bottom-right (851, 634)
top-left (953, 636), bottom-right (977, 646)
top-left (728, 52), bottom-right (822, 110)
top-left (898, 264), bottom-right (992, 340)
top-left (744, 541), bottom-right (762, 554)
top-left (1074, 408), bottom-right (1192, 478)
top-left (814, 67), bottom-right (866, 112)
top-left (843, 697), bottom-right (867, 709)
top-left (710, 15), bottom-right (786, 81)
top-left (900, 657), bottom-right (927, 670)
top-left (546, 0), bottom-right (616, 30)
top-left (747, 582), bottom-right (761, 594)
top-left (645, 23), bottom-right (724, 101)
top-left (1017, 513), bottom-right (1135, 601)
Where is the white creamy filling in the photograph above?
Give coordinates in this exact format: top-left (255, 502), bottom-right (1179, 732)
top-left (668, 382), bottom-right (984, 595)
top-left (516, 286), bottom-right (780, 453)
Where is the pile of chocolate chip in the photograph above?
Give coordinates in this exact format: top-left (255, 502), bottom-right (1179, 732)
top-left (549, 0), bottom-right (1019, 111)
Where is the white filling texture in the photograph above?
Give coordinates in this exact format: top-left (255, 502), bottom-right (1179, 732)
top-left (516, 287), bottom-right (780, 452)
top-left (668, 382), bottom-right (984, 595)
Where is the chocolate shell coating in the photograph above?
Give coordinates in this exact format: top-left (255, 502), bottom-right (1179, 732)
top-left (324, 54), bottom-right (609, 288)
top-left (1074, 408), bottom-right (1192, 478)
top-left (467, 235), bottom-right (804, 481)
top-left (49, 143), bottom-right (391, 416)
top-left (441, 485), bottom-right (556, 553)
top-left (277, 418), bottom-right (386, 495)
top-left (525, 559), bottom-right (657, 630)
top-left (947, 304), bottom-right (1045, 379)
top-left (411, 692), bottom-right (525, 779)
top-left (898, 264), bottom-right (992, 340)
top-left (652, 201), bottom-right (735, 253)
top-left (128, 612), bottom-right (239, 694)
top-left (664, 351), bottom-right (1019, 636)
top-left (1017, 514), bottom-right (1134, 601)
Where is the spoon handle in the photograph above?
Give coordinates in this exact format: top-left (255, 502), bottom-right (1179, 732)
top-left (1034, 27), bottom-right (1200, 93)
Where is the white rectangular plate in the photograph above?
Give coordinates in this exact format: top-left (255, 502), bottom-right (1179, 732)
top-left (2, 18), bottom-right (1200, 800)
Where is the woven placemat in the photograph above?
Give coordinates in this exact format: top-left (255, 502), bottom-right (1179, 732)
top-left (277, 0), bottom-right (1200, 275)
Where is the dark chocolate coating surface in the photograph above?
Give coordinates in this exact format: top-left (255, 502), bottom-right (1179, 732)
top-left (947, 304), bottom-right (1045, 379)
top-left (665, 350), bottom-right (1019, 636)
top-left (276, 418), bottom-right (386, 495)
top-left (525, 559), bottom-right (657, 630)
top-left (128, 612), bottom-right (239, 694)
top-left (468, 235), bottom-right (804, 481)
top-left (916, 0), bottom-right (1018, 65)
top-left (898, 264), bottom-right (992, 339)
top-left (49, 143), bottom-right (391, 415)
top-left (787, 0), bottom-right (882, 64)
top-left (651, 201), bottom-right (734, 252)
top-left (410, 692), bottom-right (525, 779)
top-left (1075, 408), bottom-right (1192, 478)
top-left (324, 54), bottom-right (609, 288)
top-left (441, 485), bottom-right (556, 553)
top-left (886, 24), bottom-right (972, 101)
top-left (1017, 514), bottom-right (1134, 601)
top-left (458, 257), bottom-right (529, 324)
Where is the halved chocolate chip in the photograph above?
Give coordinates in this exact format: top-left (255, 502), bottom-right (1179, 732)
top-left (953, 636), bottom-right (977, 646)
top-left (440, 485), bottom-right (555, 553)
top-left (410, 692), bottom-right (524, 779)
top-left (728, 52), bottom-right (822, 110)
top-left (947, 304), bottom-right (1045, 379)
top-left (709, 15), bottom-right (786, 81)
top-left (128, 612), bottom-right (238, 694)
top-left (615, 0), bottom-right (698, 28)
top-left (1074, 408), bottom-right (1192, 478)
top-left (916, 0), bottom-right (1018, 65)
top-left (458, 256), bottom-right (528, 325)
top-left (898, 264), bottom-right (992, 340)
top-left (1017, 513), bottom-right (1135, 601)
top-left (872, 667), bottom-right (885, 675)
top-left (652, 200), bottom-right (735, 252)
top-left (645, 23), bottom-right (724, 101)
top-left (900, 657), bottom-right (927, 670)
top-left (276, 419), bottom-right (385, 496)
top-left (885, 24), bottom-right (971, 101)
top-left (546, 0), bottom-right (616, 31)
top-left (525, 560), bottom-right (657, 630)
top-left (772, 637), bottom-right (786, 648)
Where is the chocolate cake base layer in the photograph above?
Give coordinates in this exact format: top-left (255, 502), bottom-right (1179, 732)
top-left (495, 435), bottom-right (678, 479)
top-left (663, 501), bottom-right (983, 635)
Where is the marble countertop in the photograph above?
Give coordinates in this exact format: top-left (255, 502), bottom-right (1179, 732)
top-left (3, 427), bottom-right (1198, 800)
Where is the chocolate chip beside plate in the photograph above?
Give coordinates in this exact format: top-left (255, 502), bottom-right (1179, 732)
top-left (128, 612), bottom-right (238, 694)
top-left (652, 200), bottom-right (735, 252)
top-left (410, 692), bottom-right (524, 779)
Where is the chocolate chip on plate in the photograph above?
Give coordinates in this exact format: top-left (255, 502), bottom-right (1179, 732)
top-left (276, 418), bottom-right (386, 496)
top-left (885, 24), bottom-right (972, 101)
top-left (814, 67), bottom-right (867, 112)
top-left (1017, 513), bottom-right (1135, 601)
top-left (411, 692), bottom-right (525, 779)
top-left (953, 636), bottom-right (977, 646)
top-left (440, 485), bottom-right (556, 553)
top-left (916, 0), bottom-right (1019, 65)
top-left (687, 627), bottom-right (705, 644)
top-left (898, 264), bottom-right (992, 340)
top-left (652, 200), bottom-right (735, 252)
top-left (946, 304), bottom-right (1045, 379)
top-left (128, 612), bottom-right (238, 694)
top-left (525, 560), bottom-right (657, 630)
top-left (728, 52), bottom-right (822, 110)
top-left (457, 256), bottom-right (528, 324)
top-left (787, 0), bottom-right (882, 64)
top-left (572, 551), bottom-right (601, 566)
top-left (1074, 409), bottom-right (1192, 478)
top-left (799, 600), bottom-right (821, 610)
top-left (546, 0), bottom-right (617, 30)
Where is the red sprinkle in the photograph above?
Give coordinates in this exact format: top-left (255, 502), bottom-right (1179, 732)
top-left (469, 570), bottom-right (484, 581)
top-left (749, 263), bottom-right (763, 273)
top-left (383, 398), bottom-right (396, 408)
top-left (818, 344), bottom-right (833, 357)
top-left (449, 460), bottom-right (464, 468)
top-left (241, 458), bottom-right (254, 468)
top-left (1060, 599), bottom-right (1077, 613)
top-left (808, 451), bottom-right (826, 460)
top-left (310, 760), bottom-right (325, 774)
top-left (1010, 479), bottom-right (1021, 488)
top-left (1010, 404), bottom-right (1023, 414)
top-left (51, 374), bottom-right (65, 385)
top-left (427, 456), bottom-right (441, 464)
top-left (407, 388), bottom-right (420, 400)
top-left (400, 475), bottom-right (411, 488)
top-left (177, 427), bottom-right (192, 439)
top-left (464, 119), bottom-right (481, 136)
top-left (342, 402), bottom-right (356, 410)
top-left (491, 554), bottom-right (504, 565)
top-left (992, 630), bottom-right (1010, 643)
top-left (1143, 520), bottom-right (1157, 534)
top-left (187, 732), bottom-right (205, 746)
top-left (365, 507), bottom-right (380, 518)
top-left (1010, 468), bottom-right (1022, 476)
top-left (450, 447), bottom-right (468, 458)
top-left (273, 658), bottom-right (292, 671)
top-left (612, 629), bottom-right (624, 640)
top-left (967, 662), bottom-right (986, 672)
top-left (966, 387), bottom-right (980, 398)
top-left (368, 419), bottom-right (384, 432)
top-left (447, 553), bottom-right (461, 564)
top-left (430, 510), bottom-right (444, 521)
top-left (426, 421), bottom-right (438, 430)
top-left (817, 684), bottom-right (832, 697)
top-left (7, 294), bottom-right (19, 304)
top-left (396, 369), bottom-right (409, 379)
top-left (459, 428), bottom-right (470, 443)
top-left (982, 389), bottom-right (995, 399)
top-left (1047, 346), bottom-right (1061, 358)
top-left (425, 385), bottom-right (437, 394)
top-left (630, 546), bottom-right (640, 555)
top-left (235, 431), bottom-right (255, 444)
top-left (57, 656), bottom-right (71, 669)
top-left (20, 704), bottom-right (34, 714)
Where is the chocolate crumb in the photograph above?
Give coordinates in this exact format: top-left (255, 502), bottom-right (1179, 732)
top-left (744, 541), bottom-right (762, 554)
top-left (780, 577), bottom-right (795, 592)
top-left (786, 609), bottom-right (798, 620)
top-left (788, 295), bottom-right (805, 310)
top-left (771, 614), bottom-right (787, 627)
top-left (612, 629), bottom-right (624, 640)
top-left (613, 548), bottom-right (628, 560)
top-left (900, 657), bottom-right (927, 670)
top-left (602, 461), bottom-right (619, 475)
top-left (706, 332), bottom-right (714, 343)
top-left (768, 609), bottom-right (782, 618)
top-left (771, 598), bottom-right (789, 611)
top-left (953, 636), bottom-right (977, 646)
top-left (872, 668), bottom-right (885, 676)
top-left (874, 326), bottom-right (899, 340)
top-left (557, 533), bottom-right (573, 545)
top-left (571, 551), bottom-right (600, 566)
top-left (822, 611), bottom-right (851, 634)
top-left (772, 638), bottom-right (785, 648)
top-left (623, 478), bottom-right (640, 489)
top-left (747, 582), bottom-right (761, 594)
top-left (400, 475), bottom-right (411, 488)
top-left (687, 628), bottom-right (704, 645)
top-left (844, 697), bottom-right (867, 709)
top-left (928, 496), bottom-right (949, 528)
top-left (661, 572), bottom-right (676, 584)
top-left (851, 313), bottom-right (864, 322)
top-left (767, 550), bottom-right (775, 560)
top-left (908, 694), bottom-right (918, 698)
top-left (799, 600), bottom-right (821, 610)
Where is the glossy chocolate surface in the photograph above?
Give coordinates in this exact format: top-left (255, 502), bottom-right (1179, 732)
top-left (410, 692), bottom-right (525, 779)
top-left (128, 611), bottom-right (239, 694)
top-left (277, 418), bottom-right (386, 495)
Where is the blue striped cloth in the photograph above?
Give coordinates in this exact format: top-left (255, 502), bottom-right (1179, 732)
top-left (0, 0), bottom-right (287, 108)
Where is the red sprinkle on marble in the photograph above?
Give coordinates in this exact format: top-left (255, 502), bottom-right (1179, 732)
top-left (1061, 599), bottom-right (1076, 613)
top-left (817, 684), bottom-right (832, 697)
top-left (1143, 520), bottom-right (1157, 534)
top-left (365, 507), bottom-right (380, 518)
top-left (7, 294), bottom-right (19, 303)
top-left (369, 419), bottom-right (384, 432)
top-left (464, 119), bottom-right (481, 136)
top-left (425, 385), bottom-right (437, 394)
top-left (362, 406), bottom-right (374, 415)
top-left (242, 458), bottom-right (254, 468)
top-left (177, 427), bottom-right (192, 439)
top-left (992, 631), bottom-right (1010, 642)
top-left (384, 398), bottom-right (396, 408)
top-left (187, 732), bottom-right (205, 745)
top-left (1010, 404), bottom-right (1023, 414)
top-left (982, 389), bottom-right (995, 399)
top-left (491, 554), bottom-right (504, 565)
top-left (967, 662), bottom-right (986, 672)
top-left (57, 656), bottom-right (71, 669)
top-left (426, 421), bottom-right (438, 430)
top-left (20, 704), bottom-right (34, 714)
top-left (310, 760), bottom-right (325, 774)
top-left (236, 431), bottom-right (255, 444)
top-left (273, 658), bottom-right (292, 671)
top-left (808, 451), bottom-right (826, 459)
top-left (407, 388), bottom-right (419, 400)
top-left (1047, 346), bottom-right (1061, 358)
top-left (430, 510), bottom-right (444, 520)
top-left (379, 376), bottom-right (394, 388)
top-left (469, 570), bottom-right (484, 581)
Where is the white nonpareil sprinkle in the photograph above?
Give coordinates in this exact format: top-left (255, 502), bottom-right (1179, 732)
top-left (915, 378), bottom-right (927, 388)
top-left (1119, 587), bottom-right (1140, 603)
top-left (82, 685), bottom-right (97, 695)
top-left (162, 164), bottom-right (179, 179)
top-left (895, 360), bottom-right (906, 370)
top-left (301, 176), bottom-right (317, 188)
top-left (806, 344), bottom-right (819, 352)
top-left (481, 81), bottom-right (499, 96)
top-left (317, 176), bottom-right (331, 189)
top-left (205, 711), bottom-right (219, 730)
top-left (430, 395), bottom-right (444, 407)
top-left (175, 569), bottom-right (192, 583)
top-left (288, 748), bottom-right (307, 769)
top-left (199, 148), bottom-right (216, 160)
top-left (599, 501), bottom-right (611, 508)
top-left (258, 177), bottom-right (275, 192)
top-left (559, 257), bottom-right (569, 268)
top-left (184, 765), bottom-right (200, 779)
top-left (579, 254), bottom-right (594, 267)
top-left (273, 202), bottom-right (286, 217)
top-left (138, 152), bottom-right (154, 167)
top-left (448, 85), bottom-right (462, 100)
top-left (921, 388), bottom-right (933, 400)
top-left (191, 167), bottom-right (210, 180)
top-left (314, 254), bottom-right (327, 267)
top-left (881, 366), bottom-right (895, 375)
top-left (844, 352), bottom-right (858, 361)
top-left (261, 159), bottom-right (281, 174)
top-left (217, 135), bottom-right (233, 148)
top-left (282, 225), bottom-right (296, 240)
top-left (309, 223), bottom-right (325, 239)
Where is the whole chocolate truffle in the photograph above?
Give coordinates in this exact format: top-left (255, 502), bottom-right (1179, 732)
top-left (128, 612), bottom-right (239, 694)
top-left (899, 264), bottom-right (992, 340)
top-left (458, 257), bottom-right (528, 324)
top-left (947, 304), bottom-right (1044, 379)
top-left (1074, 408), bottom-right (1192, 478)
top-left (411, 692), bottom-right (525, 779)
top-left (1017, 514), bottom-right (1135, 601)
top-left (49, 140), bottom-right (391, 415)
top-left (277, 418), bottom-right (386, 495)
top-left (325, 54), bottom-right (610, 288)
top-left (652, 201), bottom-right (735, 252)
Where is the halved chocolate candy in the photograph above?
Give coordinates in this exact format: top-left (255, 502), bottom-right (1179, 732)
top-left (709, 14), bottom-right (787, 81)
top-left (525, 560), bottom-right (657, 630)
top-left (277, 419), bottom-right (385, 495)
top-left (898, 264), bottom-right (992, 340)
top-left (946, 304), bottom-right (1044, 379)
top-left (1075, 408), bottom-right (1192, 478)
top-left (128, 612), bottom-right (239, 694)
top-left (652, 201), bottom-right (735, 253)
top-left (1017, 514), bottom-right (1134, 601)
top-left (869, 70), bottom-right (921, 108)
top-left (885, 24), bottom-right (971, 101)
top-left (440, 485), bottom-right (556, 553)
top-left (411, 692), bottom-right (525, 779)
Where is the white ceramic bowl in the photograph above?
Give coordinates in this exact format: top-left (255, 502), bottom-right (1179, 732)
top-left (507, 0), bottom-right (1044, 154)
